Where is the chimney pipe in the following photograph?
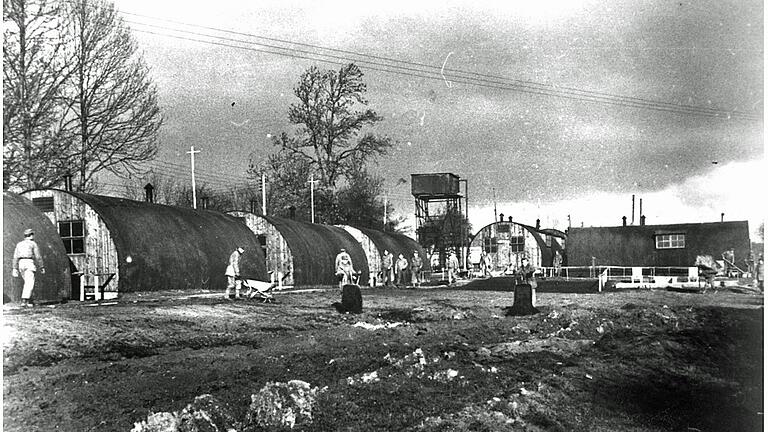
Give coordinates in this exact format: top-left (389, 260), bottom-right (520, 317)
top-left (64, 174), bottom-right (73, 192)
top-left (249, 199), bottom-right (256, 214)
top-left (144, 183), bottom-right (154, 203)
top-left (639, 198), bottom-right (643, 219)
top-left (622, 216), bottom-right (627, 226)
top-left (721, 212), bottom-right (724, 222)
top-left (201, 196), bottom-right (209, 210)
top-left (640, 215), bottom-right (646, 226)
top-left (508, 216), bottom-right (513, 223)
top-left (535, 218), bottom-right (540, 230)
top-left (631, 194), bottom-right (635, 225)
top-left (499, 213), bottom-right (504, 222)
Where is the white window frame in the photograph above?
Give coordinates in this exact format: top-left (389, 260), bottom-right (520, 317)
top-left (655, 233), bottom-right (685, 249)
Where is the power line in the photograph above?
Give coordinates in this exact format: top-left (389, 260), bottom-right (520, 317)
top-left (120, 16), bottom-right (761, 121)
top-left (121, 11), bottom-right (759, 118)
top-left (38, 0), bottom-right (761, 120)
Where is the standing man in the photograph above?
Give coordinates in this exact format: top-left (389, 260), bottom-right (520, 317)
top-left (757, 254), bottom-right (764, 292)
top-left (479, 251), bottom-right (488, 277)
top-left (447, 251), bottom-right (460, 284)
top-left (553, 250), bottom-right (563, 277)
top-left (517, 257), bottom-right (538, 306)
top-left (395, 253), bottom-right (409, 287)
top-left (335, 248), bottom-right (355, 289)
top-left (483, 252), bottom-right (493, 277)
top-left (12, 228), bottom-right (45, 307)
top-left (225, 247), bottom-right (244, 299)
top-left (410, 250), bottom-right (423, 287)
top-left (381, 250), bottom-right (394, 287)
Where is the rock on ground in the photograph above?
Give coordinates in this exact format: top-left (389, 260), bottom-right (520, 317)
top-left (130, 394), bottom-right (237, 432)
top-left (245, 380), bottom-right (326, 430)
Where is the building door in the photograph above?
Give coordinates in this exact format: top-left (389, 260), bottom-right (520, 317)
top-left (69, 258), bottom-right (80, 300)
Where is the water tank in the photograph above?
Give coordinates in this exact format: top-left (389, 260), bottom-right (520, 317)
top-left (411, 173), bottom-right (460, 197)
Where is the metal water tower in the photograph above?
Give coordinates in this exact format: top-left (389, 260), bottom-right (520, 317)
top-left (411, 173), bottom-right (468, 269)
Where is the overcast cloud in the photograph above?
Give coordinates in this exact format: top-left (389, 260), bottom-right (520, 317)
top-left (113, 0), bottom-right (764, 236)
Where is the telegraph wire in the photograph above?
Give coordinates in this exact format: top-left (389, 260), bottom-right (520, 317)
top-left (32, 0), bottom-right (760, 119)
top-left (127, 25), bottom-right (760, 121)
top-left (120, 11), bottom-right (759, 119)
top-left (121, 20), bottom-right (759, 120)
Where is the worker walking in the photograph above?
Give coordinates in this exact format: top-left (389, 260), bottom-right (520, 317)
top-left (12, 228), bottom-right (45, 307)
top-left (381, 250), bottom-right (394, 287)
top-left (335, 248), bottom-right (356, 289)
top-left (410, 250), bottom-right (423, 287)
top-left (225, 247), bottom-right (244, 299)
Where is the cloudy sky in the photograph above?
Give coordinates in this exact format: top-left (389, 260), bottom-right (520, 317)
top-left (112, 0), bottom-right (764, 237)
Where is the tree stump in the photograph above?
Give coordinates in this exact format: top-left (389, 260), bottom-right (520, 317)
top-left (505, 283), bottom-right (539, 316)
top-left (332, 284), bottom-right (363, 314)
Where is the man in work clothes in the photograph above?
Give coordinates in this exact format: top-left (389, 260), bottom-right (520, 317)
top-left (381, 250), bottom-right (394, 287)
top-left (225, 247), bottom-right (244, 299)
top-left (517, 257), bottom-right (538, 306)
top-left (12, 228), bottom-right (45, 307)
top-left (335, 248), bottom-right (356, 289)
top-left (447, 251), bottom-right (460, 284)
top-left (395, 253), bottom-right (409, 287)
top-left (410, 250), bottom-right (423, 287)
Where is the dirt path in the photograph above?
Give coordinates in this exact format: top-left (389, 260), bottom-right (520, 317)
top-left (3, 287), bottom-right (764, 431)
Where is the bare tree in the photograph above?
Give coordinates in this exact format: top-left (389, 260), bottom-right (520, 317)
top-left (3, 0), bottom-right (72, 190)
top-left (60, 0), bottom-right (161, 191)
top-left (283, 63), bottom-right (392, 190)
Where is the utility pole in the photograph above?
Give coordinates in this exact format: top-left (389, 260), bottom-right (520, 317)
top-left (383, 193), bottom-right (388, 228)
top-left (492, 188), bottom-right (497, 222)
top-left (186, 146), bottom-right (200, 209)
top-left (261, 173), bottom-right (267, 215)
top-left (308, 174), bottom-right (319, 223)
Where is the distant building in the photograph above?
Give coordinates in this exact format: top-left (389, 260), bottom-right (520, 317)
top-left (468, 216), bottom-right (565, 272)
top-left (566, 221), bottom-right (751, 268)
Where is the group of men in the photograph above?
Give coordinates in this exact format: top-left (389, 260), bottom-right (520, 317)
top-left (379, 249), bottom-right (427, 287)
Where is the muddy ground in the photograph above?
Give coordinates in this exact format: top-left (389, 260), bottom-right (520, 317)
top-left (2, 281), bottom-right (764, 431)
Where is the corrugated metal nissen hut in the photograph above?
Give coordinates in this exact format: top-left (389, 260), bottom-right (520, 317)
top-left (229, 211), bottom-right (369, 287)
top-left (468, 215), bottom-right (566, 272)
top-left (566, 220), bottom-right (751, 268)
top-left (338, 225), bottom-right (429, 285)
top-left (22, 189), bottom-right (268, 298)
top-left (3, 192), bottom-right (71, 303)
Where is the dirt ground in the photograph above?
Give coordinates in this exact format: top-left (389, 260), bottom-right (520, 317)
top-left (2, 281), bottom-right (764, 431)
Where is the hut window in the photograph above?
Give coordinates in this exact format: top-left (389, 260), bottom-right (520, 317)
top-left (545, 236), bottom-right (552, 247)
top-left (510, 235), bottom-right (525, 252)
top-left (655, 234), bottom-right (685, 249)
top-left (483, 237), bottom-right (498, 253)
top-left (32, 197), bottom-right (54, 212)
top-left (59, 220), bottom-right (85, 254)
